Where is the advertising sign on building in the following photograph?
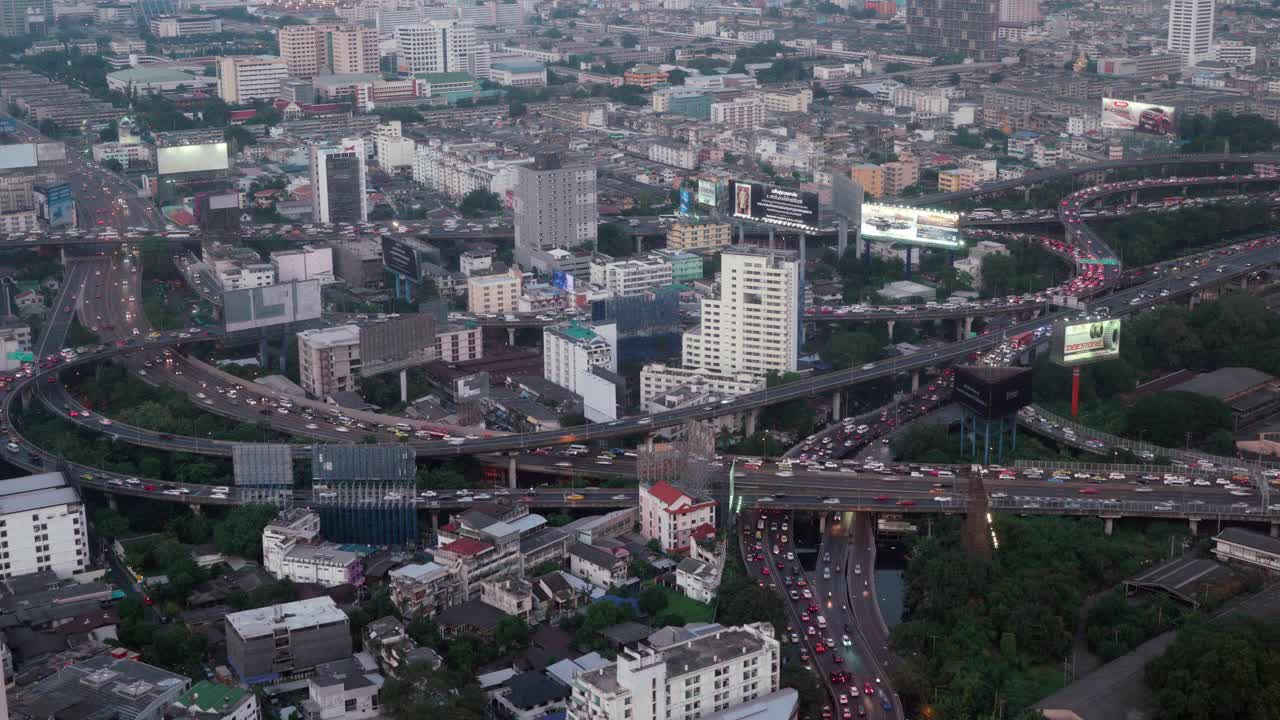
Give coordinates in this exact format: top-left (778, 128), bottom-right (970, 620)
top-left (1101, 98), bottom-right (1176, 135)
top-left (1053, 318), bottom-right (1123, 366)
top-left (859, 204), bottom-right (962, 249)
top-left (728, 180), bottom-right (821, 231)
top-left (381, 237), bottom-right (421, 279)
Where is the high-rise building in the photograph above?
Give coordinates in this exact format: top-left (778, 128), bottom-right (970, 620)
top-left (905, 0), bottom-right (999, 63)
top-left (309, 138), bottom-right (368, 224)
top-left (512, 152), bottom-right (597, 269)
top-left (1168, 0), bottom-right (1215, 66)
top-left (216, 55), bottom-right (289, 104)
top-left (682, 246), bottom-right (800, 376)
top-left (998, 0), bottom-right (1041, 23)
top-left (279, 24), bottom-right (379, 79)
top-left (543, 322), bottom-right (618, 421)
top-left (394, 20), bottom-right (490, 77)
top-left (0, 0), bottom-right (51, 37)
top-left (297, 325), bottom-right (362, 398)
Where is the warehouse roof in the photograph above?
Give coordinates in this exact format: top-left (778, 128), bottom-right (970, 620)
top-left (107, 68), bottom-right (200, 84)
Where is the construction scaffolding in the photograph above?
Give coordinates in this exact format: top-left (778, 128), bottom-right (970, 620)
top-left (310, 445), bottom-right (418, 545)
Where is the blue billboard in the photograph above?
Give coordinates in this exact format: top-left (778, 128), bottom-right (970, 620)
top-left (552, 270), bottom-right (576, 293)
top-left (0, 119), bottom-right (14, 134)
top-left (679, 189), bottom-right (692, 216)
top-left (34, 182), bottom-right (74, 228)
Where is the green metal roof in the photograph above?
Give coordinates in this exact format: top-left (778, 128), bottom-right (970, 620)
top-left (414, 71), bottom-right (474, 84)
top-left (561, 322), bottom-right (597, 341)
top-left (177, 681), bottom-right (248, 713)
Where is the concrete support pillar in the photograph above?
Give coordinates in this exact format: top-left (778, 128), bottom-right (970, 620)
top-left (831, 390), bottom-right (844, 421)
top-left (1241, 276), bottom-right (1248, 290)
top-left (905, 246), bottom-right (914, 280)
top-left (636, 234), bottom-right (643, 255)
top-left (508, 454), bottom-right (518, 489)
top-left (1130, 189), bottom-right (1139, 205)
top-left (738, 223), bottom-right (745, 243)
top-left (836, 217), bottom-right (848, 259)
top-left (745, 407), bottom-right (761, 436)
top-left (399, 369), bottom-right (408, 404)
top-left (964, 315), bottom-right (974, 337)
top-left (819, 514), bottom-right (827, 533)
top-left (108, 495), bottom-right (118, 512)
top-left (911, 370), bottom-right (920, 393)
top-left (768, 225), bottom-right (776, 248)
top-left (1271, 522), bottom-right (1278, 538)
top-left (189, 504), bottom-right (202, 515)
top-left (431, 511), bottom-right (439, 532)
top-left (507, 327), bottom-right (516, 346)
top-left (886, 319), bottom-right (896, 340)
top-left (1103, 517), bottom-right (1114, 536)
top-left (1189, 291), bottom-right (1200, 310)
top-left (1189, 517), bottom-right (1199, 535)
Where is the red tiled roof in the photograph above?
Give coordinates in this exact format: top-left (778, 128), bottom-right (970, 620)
top-left (440, 536), bottom-right (491, 557)
top-left (646, 480), bottom-right (687, 506)
top-left (228, 109), bottom-right (257, 121)
top-left (690, 524), bottom-right (716, 541)
top-left (439, 522), bottom-right (459, 533)
top-left (670, 499), bottom-right (717, 516)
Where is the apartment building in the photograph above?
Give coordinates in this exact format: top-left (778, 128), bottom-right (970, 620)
top-left (666, 222), bottom-right (732, 251)
top-left (513, 152), bottom-right (597, 269)
top-left (648, 143), bottom-right (698, 170)
top-left (639, 481), bottom-right (717, 553)
top-left (567, 624), bottom-right (782, 720)
top-left (604, 258), bottom-right (673, 297)
top-left (467, 269), bottom-right (522, 314)
top-left (648, 249), bottom-right (702, 283)
top-left (262, 509), bottom-right (363, 588)
top-left (148, 14), bottom-right (222, 37)
top-left (1168, 0), bottom-right (1215, 66)
top-left (882, 158), bottom-right (920, 195)
top-left (279, 24), bottom-right (378, 78)
top-left (623, 64), bottom-right (668, 89)
top-left (709, 95), bottom-right (764, 129)
top-left (543, 322), bottom-right (618, 421)
top-left (297, 325), bottom-right (362, 398)
top-left (435, 324), bottom-right (483, 362)
top-left (216, 56), bottom-right (289, 104)
top-left (761, 88), bottom-right (812, 113)
top-left (568, 542), bottom-right (628, 589)
top-left (226, 597), bottom-right (352, 684)
top-left (682, 246), bottom-right (800, 376)
top-left (639, 364), bottom-right (765, 407)
top-left (0, 472), bottom-right (88, 580)
top-left (395, 20), bottom-right (490, 77)
top-left (389, 561), bottom-right (458, 617)
top-left (850, 163), bottom-right (886, 198)
top-left (374, 121), bottom-right (416, 171)
top-left (301, 656), bottom-right (383, 720)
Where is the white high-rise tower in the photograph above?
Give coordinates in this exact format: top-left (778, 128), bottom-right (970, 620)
top-left (1167, 0), bottom-right (1215, 66)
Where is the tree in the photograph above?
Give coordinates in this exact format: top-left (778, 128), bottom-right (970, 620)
top-left (103, 158), bottom-right (124, 173)
top-left (621, 33), bottom-right (639, 48)
top-left (1124, 392), bottom-right (1232, 448)
top-left (224, 125), bottom-right (256, 153)
top-left (417, 462), bottom-right (469, 490)
top-left (212, 504), bottom-right (278, 559)
top-left (823, 331), bottom-right (880, 369)
top-left (596, 222), bottom-right (633, 256)
top-left (639, 586), bottom-right (669, 616)
top-left (548, 513), bottom-right (573, 527)
top-left (559, 411), bottom-right (587, 427)
top-left (92, 508), bottom-right (131, 539)
top-left (666, 68), bottom-right (688, 85)
top-left (532, 560), bottom-right (560, 576)
top-left (381, 662), bottom-right (485, 720)
top-left (494, 615), bottom-right (530, 652)
top-left (458, 189), bottom-right (501, 217)
top-left (1146, 617), bottom-right (1280, 720)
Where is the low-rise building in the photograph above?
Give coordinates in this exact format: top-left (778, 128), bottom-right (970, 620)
top-left (12, 653), bottom-right (191, 720)
top-left (1213, 527), bottom-right (1280, 573)
top-left (649, 249), bottom-right (702, 283)
top-left (226, 597), bottom-right (352, 683)
top-left (568, 542), bottom-right (628, 589)
top-left (148, 14), bottom-right (223, 36)
top-left (0, 472), bottom-right (88, 580)
top-left (709, 95), bottom-right (764, 129)
top-left (362, 616), bottom-right (442, 678)
top-left (623, 64), bottom-right (668, 89)
top-left (467, 269), bottom-right (522, 314)
top-left (639, 481), bottom-right (717, 553)
top-left (389, 561), bottom-right (458, 617)
top-left (301, 656), bottom-right (383, 720)
top-left (436, 323), bottom-right (483, 362)
top-left (480, 577), bottom-right (534, 620)
top-left (297, 325), bottom-right (362, 398)
top-left (169, 681), bottom-right (260, 720)
top-left (543, 322), bottom-right (618, 421)
top-left (490, 60), bottom-right (547, 87)
top-left (666, 222), bottom-right (731, 251)
top-left (639, 364), bottom-right (764, 407)
top-left (604, 258), bottom-right (673, 297)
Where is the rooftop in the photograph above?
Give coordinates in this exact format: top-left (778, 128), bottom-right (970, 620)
top-left (1216, 527), bottom-right (1280, 556)
top-left (106, 68), bottom-right (201, 84)
top-left (439, 536), bottom-right (493, 557)
top-left (225, 597), bottom-right (347, 638)
top-left (492, 60), bottom-right (546, 73)
top-left (13, 653), bottom-right (189, 720)
top-left (1166, 367), bottom-right (1274, 400)
top-left (389, 561), bottom-right (449, 582)
top-left (174, 681), bottom-right (250, 714)
top-left (0, 472), bottom-right (81, 517)
top-left (297, 324), bottom-right (360, 349)
top-left (415, 71), bottom-right (474, 84)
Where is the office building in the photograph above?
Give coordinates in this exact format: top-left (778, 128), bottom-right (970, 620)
top-left (169, 681), bottom-right (260, 720)
top-left (639, 365), bottom-right (765, 407)
top-left (148, 14), bottom-right (222, 37)
top-left (639, 481), bottom-right (717, 553)
top-left (905, 0), bottom-right (999, 63)
top-left (226, 597), bottom-right (352, 684)
top-left (682, 247), bottom-right (800, 376)
top-left (649, 249), bottom-right (702, 283)
top-left (216, 56), bottom-right (289, 104)
top-left (568, 624), bottom-right (781, 720)
top-left (12, 654), bottom-right (190, 720)
top-left (467, 269), bottom-right (522, 314)
top-left (395, 20), bottom-right (490, 77)
top-left (998, 0), bottom-right (1040, 23)
top-left (309, 138), bottom-right (368, 224)
top-left (297, 325), bottom-right (362, 398)
top-left (489, 60), bottom-right (547, 87)
top-left (604, 258), bottom-right (673, 297)
top-left (666, 222), bottom-right (732, 251)
top-left (0, 0), bottom-right (50, 37)
top-left (279, 24), bottom-right (379, 79)
top-left (271, 245), bottom-right (335, 284)
top-left (512, 153), bottom-right (597, 269)
top-left (543, 322), bottom-right (618, 421)
top-left (1168, 0), bottom-right (1216, 66)
top-left (0, 472), bottom-right (87, 580)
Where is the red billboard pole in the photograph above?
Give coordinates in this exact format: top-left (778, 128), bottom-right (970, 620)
top-left (1071, 367), bottom-right (1081, 418)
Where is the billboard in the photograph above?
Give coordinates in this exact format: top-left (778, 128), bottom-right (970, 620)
top-left (0, 119), bottom-right (15, 134)
top-left (33, 182), bottom-right (74, 228)
top-left (860, 203), bottom-right (963, 249)
top-left (679, 189), bottom-right (692, 216)
top-left (831, 173), bottom-right (863, 224)
top-left (156, 142), bottom-right (230, 175)
top-left (381, 236), bottom-right (420, 279)
top-left (223, 280), bottom-right (322, 333)
top-left (953, 366), bottom-right (1033, 420)
top-left (36, 142), bottom-right (65, 163)
top-left (552, 270), bottom-right (576, 293)
top-left (729, 180), bottom-right (820, 231)
top-left (697, 179), bottom-right (717, 206)
top-left (1054, 317), bottom-right (1122, 366)
top-left (0, 144), bottom-right (37, 170)
top-left (1101, 98), bottom-right (1176, 136)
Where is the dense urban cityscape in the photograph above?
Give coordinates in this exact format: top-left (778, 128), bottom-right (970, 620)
top-left (0, 0), bottom-right (1278, 719)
